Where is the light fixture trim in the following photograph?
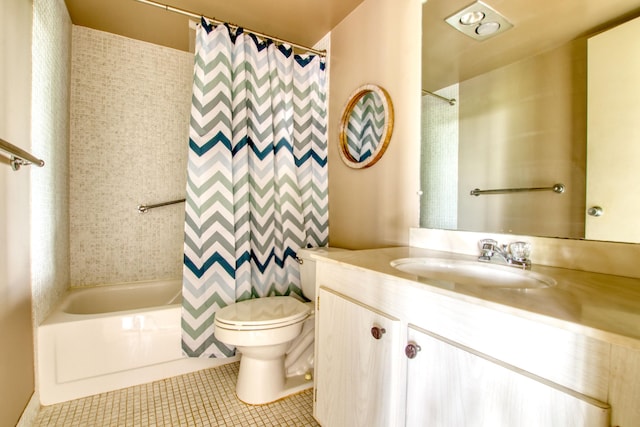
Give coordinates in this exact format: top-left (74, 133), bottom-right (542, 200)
top-left (445, 1), bottom-right (513, 41)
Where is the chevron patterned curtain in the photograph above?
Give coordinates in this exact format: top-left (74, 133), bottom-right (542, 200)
top-left (181, 21), bottom-right (328, 358)
top-left (346, 92), bottom-right (385, 162)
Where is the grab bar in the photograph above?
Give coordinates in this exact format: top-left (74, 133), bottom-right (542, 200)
top-left (137, 198), bottom-right (185, 213)
top-left (470, 183), bottom-right (565, 196)
top-left (0, 137), bottom-right (45, 171)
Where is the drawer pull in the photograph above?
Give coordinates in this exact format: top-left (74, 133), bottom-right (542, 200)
top-left (371, 326), bottom-right (386, 340)
top-left (405, 343), bottom-right (422, 359)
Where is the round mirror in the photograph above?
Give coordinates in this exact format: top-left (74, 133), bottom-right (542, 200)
top-left (339, 84), bottom-right (394, 169)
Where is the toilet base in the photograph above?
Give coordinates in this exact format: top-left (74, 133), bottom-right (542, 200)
top-left (235, 351), bottom-right (313, 405)
top-left (237, 373), bottom-right (313, 406)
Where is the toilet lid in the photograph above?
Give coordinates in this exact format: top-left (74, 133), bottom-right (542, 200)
top-left (215, 296), bottom-right (310, 330)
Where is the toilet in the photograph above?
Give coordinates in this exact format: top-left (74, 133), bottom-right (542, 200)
top-left (214, 247), bottom-right (347, 405)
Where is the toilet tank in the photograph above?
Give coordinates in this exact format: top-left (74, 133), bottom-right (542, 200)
top-left (297, 247), bottom-right (349, 300)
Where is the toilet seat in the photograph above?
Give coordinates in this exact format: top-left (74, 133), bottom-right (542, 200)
top-left (214, 296), bottom-right (310, 331)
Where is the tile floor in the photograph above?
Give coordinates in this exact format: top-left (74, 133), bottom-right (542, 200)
top-left (34, 362), bottom-right (320, 426)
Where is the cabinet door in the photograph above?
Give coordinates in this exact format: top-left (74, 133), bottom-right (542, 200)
top-left (586, 15), bottom-right (640, 243)
top-left (315, 287), bottom-right (401, 427)
top-left (405, 326), bottom-right (609, 427)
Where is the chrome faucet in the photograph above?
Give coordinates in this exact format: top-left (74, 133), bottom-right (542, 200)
top-left (478, 239), bottom-right (531, 270)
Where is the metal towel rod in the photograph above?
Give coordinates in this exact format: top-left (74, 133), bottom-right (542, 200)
top-left (0, 137), bottom-right (45, 171)
top-left (422, 89), bottom-right (456, 106)
top-left (470, 183), bottom-right (565, 196)
top-left (137, 198), bottom-right (186, 213)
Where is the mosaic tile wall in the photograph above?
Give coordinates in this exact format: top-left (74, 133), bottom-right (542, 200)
top-left (420, 84), bottom-right (459, 230)
top-left (70, 27), bottom-right (194, 286)
top-left (31, 0), bottom-right (72, 325)
top-left (22, 0), bottom-right (74, 424)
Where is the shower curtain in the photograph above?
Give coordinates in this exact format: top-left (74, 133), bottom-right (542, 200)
top-left (182, 20), bottom-right (328, 358)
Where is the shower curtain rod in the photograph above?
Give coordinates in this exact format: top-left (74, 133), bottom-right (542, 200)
top-left (133, 0), bottom-right (327, 57)
top-left (422, 89), bottom-right (456, 106)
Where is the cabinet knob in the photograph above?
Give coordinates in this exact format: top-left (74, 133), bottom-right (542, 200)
top-left (371, 326), bottom-right (386, 340)
top-left (405, 343), bottom-right (422, 359)
top-left (588, 206), bottom-right (604, 217)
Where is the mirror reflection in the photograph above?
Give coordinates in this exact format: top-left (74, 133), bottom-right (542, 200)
top-left (339, 84), bottom-right (394, 169)
top-left (420, 0), bottom-right (640, 243)
top-left (346, 92), bottom-right (385, 163)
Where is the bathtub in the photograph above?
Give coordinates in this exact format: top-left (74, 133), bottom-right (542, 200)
top-left (38, 279), bottom-right (238, 405)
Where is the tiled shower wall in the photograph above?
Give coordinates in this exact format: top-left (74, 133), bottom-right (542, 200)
top-left (70, 27), bottom-right (194, 286)
top-left (420, 84), bottom-right (459, 230)
top-left (31, 0), bottom-right (72, 324)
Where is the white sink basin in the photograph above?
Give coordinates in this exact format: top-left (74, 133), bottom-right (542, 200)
top-left (390, 257), bottom-right (556, 289)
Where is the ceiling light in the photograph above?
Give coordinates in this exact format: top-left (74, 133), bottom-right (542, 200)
top-left (445, 1), bottom-right (513, 41)
top-left (475, 21), bottom-right (500, 36)
top-left (459, 11), bottom-right (485, 26)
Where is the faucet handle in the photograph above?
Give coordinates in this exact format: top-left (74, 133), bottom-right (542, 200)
top-left (478, 239), bottom-right (498, 253)
top-left (508, 241), bottom-right (531, 262)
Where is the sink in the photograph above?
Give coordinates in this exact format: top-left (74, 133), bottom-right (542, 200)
top-left (390, 257), bottom-right (556, 289)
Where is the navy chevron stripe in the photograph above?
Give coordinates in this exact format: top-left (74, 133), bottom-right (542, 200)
top-left (184, 253), bottom-right (236, 279)
top-left (188, 133), bottom-right (232, 156)
top-left (295, 150), bottom-right (327, 167)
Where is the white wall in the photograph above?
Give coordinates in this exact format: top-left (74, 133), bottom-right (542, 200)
top-left (0, 0), bottom-right (35, 424)
top-left (328, 0), bottom-right (422, 249)
top-left (70, 27), bottom-right (193, 286)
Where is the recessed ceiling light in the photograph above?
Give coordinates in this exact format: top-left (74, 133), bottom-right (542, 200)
top-left (445, 1), bottom-right (513, 41)
top-left (459, 11), bottom-right (485, 26)
top-left (475, 21), bottom-right (500, 36)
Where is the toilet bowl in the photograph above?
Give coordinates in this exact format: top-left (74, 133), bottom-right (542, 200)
top-left (214, 296), bottom-right (311, 404)
top-left (213, 247), bottom-right (348, 405)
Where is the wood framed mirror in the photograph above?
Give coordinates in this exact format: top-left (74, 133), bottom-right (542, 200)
top-left (338, 84), bottom-right (394, 169)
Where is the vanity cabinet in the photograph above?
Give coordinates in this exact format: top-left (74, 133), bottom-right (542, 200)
top-left (313, 260), bottom-right (617, 427)
top-left (609, 346), bottom-right (640, 426)
top-left (315, 288), bottom-right (402, 427)
top-left (405, 325), bottom-right (609, 427)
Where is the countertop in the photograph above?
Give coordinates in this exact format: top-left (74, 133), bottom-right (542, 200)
top-left (311, 246), bottom-right (640, 350)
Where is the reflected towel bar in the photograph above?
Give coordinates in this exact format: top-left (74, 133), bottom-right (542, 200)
top-left (0, 137), bottom-right (45, 171)
top-left (422, 89), bottom-right (456, 106)
top-left (470, 183), bottom-right (565, 196)
top-left (137, 198), bottom-right (186, 213)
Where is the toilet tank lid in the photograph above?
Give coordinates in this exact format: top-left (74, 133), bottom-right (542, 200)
top-left (296, 246), bottom-right (349, 261)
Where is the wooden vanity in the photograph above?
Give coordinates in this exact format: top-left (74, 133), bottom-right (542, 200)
top-left (311, 246), bottom-right (640, 427)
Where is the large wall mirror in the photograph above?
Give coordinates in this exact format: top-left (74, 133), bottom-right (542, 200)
top-left (339, 84), bottom-right (394, 169)
top-left (420, 0), bottom-right (640, 243)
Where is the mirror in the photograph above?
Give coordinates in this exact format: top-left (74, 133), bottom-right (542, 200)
top-left (339, 84), bottom-right (394, 169)
top-left (420, 0), bottom-right (640, 243)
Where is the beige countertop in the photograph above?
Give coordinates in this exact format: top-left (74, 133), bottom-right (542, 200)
top-left (312, 246), bottom-right (640, 350)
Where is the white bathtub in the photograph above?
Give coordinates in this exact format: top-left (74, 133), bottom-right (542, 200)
top-left (38, 279), bottom-right (238, 405)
